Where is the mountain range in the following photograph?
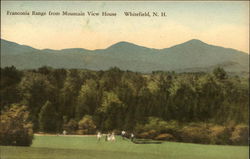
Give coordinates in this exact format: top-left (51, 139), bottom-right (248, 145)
top-left (1, 39), bottom-right (249, 73)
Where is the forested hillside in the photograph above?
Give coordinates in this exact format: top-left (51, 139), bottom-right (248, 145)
top-left (1, 66), bottom-right (248, 145)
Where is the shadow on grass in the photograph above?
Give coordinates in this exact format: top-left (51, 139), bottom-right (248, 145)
top-left (132, 139), bottom-right (163, 144)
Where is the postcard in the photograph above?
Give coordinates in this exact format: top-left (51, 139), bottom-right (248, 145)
top-left (0, 1), bottom-right (249, 159)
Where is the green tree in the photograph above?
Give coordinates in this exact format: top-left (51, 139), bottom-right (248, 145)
top-left (18, 72), bottom-right (55, 131)
top-left (196, 75), bottom-right (224, 122)
top-left (0, 104), bottom-right (33, 146)
top-left (38, 101), bottom-right (59, 132)
top-left (98, 91), bottom-right (125, 130)
top-left (78, 115), bottom-right (96, 134)
top-left (213, 67), bottom-right (227, 80)
top-left (0, 66), bottom-right (22, 109)
top-left (169, 79), bottom-right (196, 122)
top-left (59, 69), bottom-right (83, 118)
top-left (75, 79), bottom-right (100, 120)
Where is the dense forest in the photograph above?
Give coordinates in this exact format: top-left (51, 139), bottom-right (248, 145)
top-left (0, 66), bottom-right (249, 145)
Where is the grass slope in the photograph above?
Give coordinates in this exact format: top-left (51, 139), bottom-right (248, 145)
top-left (1, 135), bottom-right (249, 159)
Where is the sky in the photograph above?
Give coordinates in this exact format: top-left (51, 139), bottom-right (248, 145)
top-left (1, 1), bottom-right (249, 53)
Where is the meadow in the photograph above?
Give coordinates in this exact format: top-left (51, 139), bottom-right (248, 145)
top-left (1, 135), bottom-right (249, 159)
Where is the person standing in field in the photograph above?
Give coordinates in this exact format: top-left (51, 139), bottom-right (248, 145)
top-left (63, 130), bottom-right (67, 135)
top-left (121, 130), bottom-right (126, 140)
top-left (97, 132), bottom-right (102, 141)
top-left (111, 132), bottom-right (116, 142)
top-left (131, 133), bottom-right (135, 142)
top-left (107, 133), bottom-right (111, 141)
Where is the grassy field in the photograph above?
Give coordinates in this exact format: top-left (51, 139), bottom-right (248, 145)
top-left (1, 135), bottom-right (249, 159)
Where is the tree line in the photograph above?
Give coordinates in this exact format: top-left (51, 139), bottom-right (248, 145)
top-left (0, 66), bottom-right (248, 145)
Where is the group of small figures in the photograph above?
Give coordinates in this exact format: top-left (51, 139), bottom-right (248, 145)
top-left (121, 130), bottom-right (135, 141)
top-left (97, 130), bottom-right (135, 142)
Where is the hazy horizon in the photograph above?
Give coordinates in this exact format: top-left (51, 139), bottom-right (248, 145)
top-left (1, 1), bottom-right (249, 53)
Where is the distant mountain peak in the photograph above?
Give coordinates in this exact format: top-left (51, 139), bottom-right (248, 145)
top-left (107, 41), bottom-right (146, 50)
top-left (167, 39), bottom-right (209, 50)
top-left (183, 39), bottom-right (207, 45)
top-left (114, 41), bottom-right (135, 45)
top-left (189, 39), bottom-right (204, 42)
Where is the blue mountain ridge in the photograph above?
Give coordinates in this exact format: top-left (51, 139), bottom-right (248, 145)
top-left (1, 39), bottom-right (249, 73)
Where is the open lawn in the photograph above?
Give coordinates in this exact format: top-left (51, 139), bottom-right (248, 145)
top-left (1, 135), bottom-right (249, 159)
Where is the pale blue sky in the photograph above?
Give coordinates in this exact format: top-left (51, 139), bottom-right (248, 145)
top-left (1, 1), bottom-right (249, 52)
